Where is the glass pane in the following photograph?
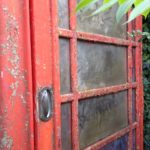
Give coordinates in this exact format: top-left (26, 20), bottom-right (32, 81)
top-left (77, 41), bottom-right (127, 91)
top-left (58, 0), bottom-right (69, 28)
top-left (77, 1), bottom-right (127, 39)
top-left (132, 89), bottom-right (136, 122)
top-left (132, 48), bottom-right (136, 82)
top-left (61, 103), bottom-right (72, 150)
top-left (132, 129), bottom-right (136, 150)
top-left (59, 38), bottom-right (71, 94)
top-left (79, 91), bottom-right (128, 149)
top-left (100, 134), bottom-right (128, 150)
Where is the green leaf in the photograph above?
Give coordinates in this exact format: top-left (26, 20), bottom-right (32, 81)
top-left (134, 0), bottom-right (150, 18)
top-left (91, 0), bottom-right (118, 16)
top-left (118, 0), bottom-right (126, 5)
top-left (128, 0), bottom-right (150, 22)
top-left (76, 0), bottom-right (98, 12)
top-left (116, 0), bottom-right (135, 23)
top-left (134, 0), bottom-right (143, 6)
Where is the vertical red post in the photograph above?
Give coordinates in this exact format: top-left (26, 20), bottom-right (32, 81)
top-left (30, 0), bottom-right (54, 149)
top-left (69, 0), bottom-right (80, 149)
top-left (135, 16), bottom-right (143, 150)
top-left (127, 12), bottom-right (133, 149)
top-left (50, 0), bottom-right (62, 149)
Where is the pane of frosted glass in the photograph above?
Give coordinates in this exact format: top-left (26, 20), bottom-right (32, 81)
top-left (60, 38), bottom-right (71, 94)
top-left (132, 49), bottom-right (136, 82)
top-left (132, 89), bottom-right (136, 122)
top-left (132, 129), bottom-right (136, 150)
top-left (58, 0), bottom-right (69, 28)
top-left (61, 103), bottom-right (72, 150)
top-left (77, 1), bottom-right (127, 39)
top-left (79, 91), bottom-right (128, 149)
top-left (77, 41), bottom-right (127, 91)
top-left (100, 135), bottom-right (128, 150)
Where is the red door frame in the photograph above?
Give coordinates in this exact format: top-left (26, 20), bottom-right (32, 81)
top-left (30, 0), bottom-right (143, 150)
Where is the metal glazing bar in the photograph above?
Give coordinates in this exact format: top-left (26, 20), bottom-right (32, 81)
top-left (51, 0), bottom-right (62, 149)
top-left (127, 11), bottom-right (133, 150)
top-left (58, 28), bottom-right (139, 46)
top-left (69, 0), bottom-right (80, 149)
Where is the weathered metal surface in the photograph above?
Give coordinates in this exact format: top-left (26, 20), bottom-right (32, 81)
top-left (127, 13), bottom-right (133, 149)
top-left (0, 0), bottom-right (143, 149)
top-left (59, 28), bottom-right (139, 47)
top-left (51, 0), bottom-right (62, 149)
top-left (0, 0), bottom-right (34, 149)
top-left (2, 0), bottom-right (141, 149)
top-left (30, 0), bottom-right (54, 149)
top-left (135, 16), bottom-right (143, 150)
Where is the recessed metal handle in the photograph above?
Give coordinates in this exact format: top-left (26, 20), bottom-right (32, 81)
top-left (38, 87), bottom-right (53, 121)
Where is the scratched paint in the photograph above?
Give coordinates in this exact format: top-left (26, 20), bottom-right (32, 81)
top-left (0, 6), bottom-right (29, 105)
top-left (0, 1), bottom-right (34, 149)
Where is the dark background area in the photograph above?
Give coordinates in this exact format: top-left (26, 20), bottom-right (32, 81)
top-left (143, 14), bottom-right (150, 149)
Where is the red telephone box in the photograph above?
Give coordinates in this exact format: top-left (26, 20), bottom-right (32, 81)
top-left (0, 0), bottom-right (143, 150)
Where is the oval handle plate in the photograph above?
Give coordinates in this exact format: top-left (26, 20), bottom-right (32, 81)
top-left (38, 87), bottom-right (53, 121)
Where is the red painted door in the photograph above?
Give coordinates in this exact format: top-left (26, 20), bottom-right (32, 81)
top-left (30, 0), bottom-right (143, 150)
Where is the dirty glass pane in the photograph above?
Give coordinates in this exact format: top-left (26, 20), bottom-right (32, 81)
top-left (77, 0), bottom-right (127, 39)
top-left (61, 103), bottom-right (72, 150)
top-left (79, 91), bottom-right (128, 149)
top-left (59, 38), bottom-right (71, 94)
top-left (132, 89), bottom-right (136, 122)
top-left (132, 48), bottom-right (136, 82)
top-left (77, 41), bottom-right (127, 91)
top-left (58, 0), bottom-right (69, 28)
top-left (100, 134), bottom-right (128, 150)
top-left (132, 129), bottom-right (136, 150)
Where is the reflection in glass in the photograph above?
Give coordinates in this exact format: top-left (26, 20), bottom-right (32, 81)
top-left (59, 38), bottom-right (71, 94)
top-left (77, 0), bottom-right (127, 39)
top-left (58, 0), bottom-right (69, 28)
top-left (79, 91), bottom-right (128, 149)
top-left (100, 134), bottom-right (128, 150)
top-left (132, 89), bottom-right (136, 122)
top-left (77, 41), bottom-right (127, 91)
top-left (61, 103), bottom-right (72, 150)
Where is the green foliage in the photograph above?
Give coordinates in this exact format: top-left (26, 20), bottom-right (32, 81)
top-left (143, 15), bottom-right (150, 149)
top-left (76, 0), bottom-right (150, 23)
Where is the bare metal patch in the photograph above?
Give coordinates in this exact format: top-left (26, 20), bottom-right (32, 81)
top-left (0, 131), bottom-right (13, 150)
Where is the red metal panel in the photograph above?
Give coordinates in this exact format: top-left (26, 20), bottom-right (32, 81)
top-left (30, 0), bottom-right (143, 149)
top-left (0, 0), bottom-right (34, 149)
top-left (30, 0), bottom-right (54, 149)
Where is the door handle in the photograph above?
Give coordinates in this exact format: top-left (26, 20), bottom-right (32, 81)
top-left (38, 87), bottom-right (53, 121)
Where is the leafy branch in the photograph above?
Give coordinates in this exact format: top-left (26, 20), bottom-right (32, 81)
top-left (76, 0), bottom-right (150, 23)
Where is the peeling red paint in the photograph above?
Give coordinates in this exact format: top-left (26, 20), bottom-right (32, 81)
top-left (0, 1), bottom-right (34, 149)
